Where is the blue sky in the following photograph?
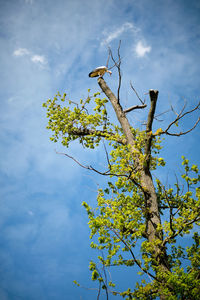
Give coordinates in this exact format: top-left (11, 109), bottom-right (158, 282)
top-left (0, 0), bottom-right (200, 299)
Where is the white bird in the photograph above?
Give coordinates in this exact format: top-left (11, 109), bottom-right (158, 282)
top-left (88, 66), bottom-right (112, 78)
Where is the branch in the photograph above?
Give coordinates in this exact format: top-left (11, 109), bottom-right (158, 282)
top-left (69, 127), bottom-right (126, 145)
top-left (106, 51), bottom-right (110, 68)
top-left (100, 251), bottom-right (109, 300)
top-left (117, 41), bottom-right (122, 103)
top-left (163, 213), bottom-right (200, 246)
top-left (56, 150), bottom-right (144, 193)
top-left (162, 117), bottom-right (200, 137)
top-left (154, 109), bottom-right (171, 122)
top-left (144, 90), bottom-right (159, 169)
top-left (98, 77), bottom-right (136, 148)
top-left (109, 41), bottom-right (122, 103)
top-left (157, 102), bottom-right (200, 137)
top-left (103, 141), bottom-right (112, 170)
top-left (130, 81), bottom-right (145, 105)
top-left (146, 90), bottom-right (159, 133)
top-left (124, 104), bottom-right (147, 113)
top-left (55, 151), bottom-right (133, 179)
top-left (107, 226), bottom-right (161, 282)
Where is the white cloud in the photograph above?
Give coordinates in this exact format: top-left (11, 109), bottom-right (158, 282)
top-left (135, 41), bottom-right (151, 57)
top-left (13, 48), bottom-right (30, 57)
top-left (13, 48), bottom-right (48, 65)
top-left (101, 22), bottom-right (138, 46)
top-left (31, 54), bottom-right (47, 65)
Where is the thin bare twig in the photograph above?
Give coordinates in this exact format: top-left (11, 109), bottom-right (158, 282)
top-left (117, 41), bottom-right (122, 103)
top-left (107, 225), bottom-right (161, 282)
top-left (153, 109), bottom-right (172, 122)
top-left (154, 109), bottom-right (171, 119)
top-left (130, 81), bottom-right (145, 105)
top-left (97, 281), bottom-right (101, 300)
top-left (55, 151), bottom-right (129, 178)
top-left (108, 41), bottom-right (122, 103)
top-left (101, 251), bottom-right (109, 300)
top-left (170, 100), bottom-right (187, 118)
top-left (106, 51), bottom-right (110, 69)
top-left (103, 141), bottom-right (112, 170)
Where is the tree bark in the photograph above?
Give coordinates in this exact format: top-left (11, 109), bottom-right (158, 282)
top-left (98, 78), bottom-right (169, 298)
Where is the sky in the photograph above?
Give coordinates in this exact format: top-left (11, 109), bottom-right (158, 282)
top-left (0, 0), bottom-right (200, 299)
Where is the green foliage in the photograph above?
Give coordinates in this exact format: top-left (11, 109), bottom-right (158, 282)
top-left (82, 158), bottom-right (200, 297)
top-left (44, 92), bottom-right (200, 299)
top-left (43, 91), bottom-right (114, 149)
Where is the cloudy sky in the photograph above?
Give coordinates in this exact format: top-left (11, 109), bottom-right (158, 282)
top-left (0, 0), bottom-right (200, 299)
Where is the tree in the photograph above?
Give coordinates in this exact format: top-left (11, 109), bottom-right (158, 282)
top-left (43, 51), bottom-right (200, 299)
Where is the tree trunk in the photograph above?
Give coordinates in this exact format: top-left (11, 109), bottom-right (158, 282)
top-left (98, 78), bottom-right (170, 298)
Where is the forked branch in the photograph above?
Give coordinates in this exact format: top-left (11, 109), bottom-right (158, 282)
top-left (155, 101), bottom-right (200, 137)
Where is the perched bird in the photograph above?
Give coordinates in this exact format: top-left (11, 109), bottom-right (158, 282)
top-left (88, 66), bottom-right (112, 78)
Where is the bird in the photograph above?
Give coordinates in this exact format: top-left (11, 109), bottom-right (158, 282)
top-left (88, 66), bottom-right (112, 78)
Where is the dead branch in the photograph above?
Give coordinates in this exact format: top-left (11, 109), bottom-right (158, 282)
top-left (55, 151), bottom-right (131, 178)
top-left (56, 150), bottom-right (143, 192)
top-left (107, 225), bottom-right (160, 282)
top-left (130, 81), bottom-right (145, 105)
top-left (156, 101), bottom-right (200, 137)
top-left (154, 109), bottom-right (171, 119)
top-left (164, 117), bottom-right (200, 137)
top-left (124, 104), bottom-right (147, 113)
top-left (117, 41), bottom-right (122, 103)
top-left (103, 141), bottom-right (112, 170)
top-left (153, 109), bottom-right (171, 122)
top-left (106, 51), bottom-right (110, 69)
top-left (170, 100), bottom-right (187, 118)
top-left (109, 41), bottom-right (122, 103)
top-left (144, 90), bottom-right (159, 169)
top-left (146, 90), bottom-right (159, 132)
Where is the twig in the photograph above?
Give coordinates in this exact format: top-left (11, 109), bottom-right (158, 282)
top-left (124, 104), bottom-right (147, 113)
top-left (55, 151), bottom-right (131, 178)
top-left (109, 41), bottom-right (122, 103)
top-left (101, 251), bottom-right (109, 300)
top-left (130, 81), bottom-right (145, 105)
top-left (97, 281), bottom-right (101, 300)
top-left (106, 51), bottom-right (110, 68)
top-left (103, 141), bottom-right (112, 170)
top-left (163, 213), bottom-right (200, 246)
top-left (107, 226), bottom-right (161, 282)
top-left (163, 117), bottom-right (200, 136)
top-left (156, 102), bottom-right (200, 137)
top-left (117, 41), bottom-right (122, 103)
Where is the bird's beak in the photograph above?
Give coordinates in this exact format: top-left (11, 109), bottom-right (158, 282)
top-left (109, 71), bottom-right (112, 76)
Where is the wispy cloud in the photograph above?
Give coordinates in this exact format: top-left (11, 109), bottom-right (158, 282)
top-left (13, 48), bottom-right (48, 65)
top-left (13, 48), bottom-right (30, 57)
top-left (31, 54), bottom-right (47, 65)
top-left (135, 41), bottom-right (151, 57)
top-left (101, 22), bottom-right (139, 46)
